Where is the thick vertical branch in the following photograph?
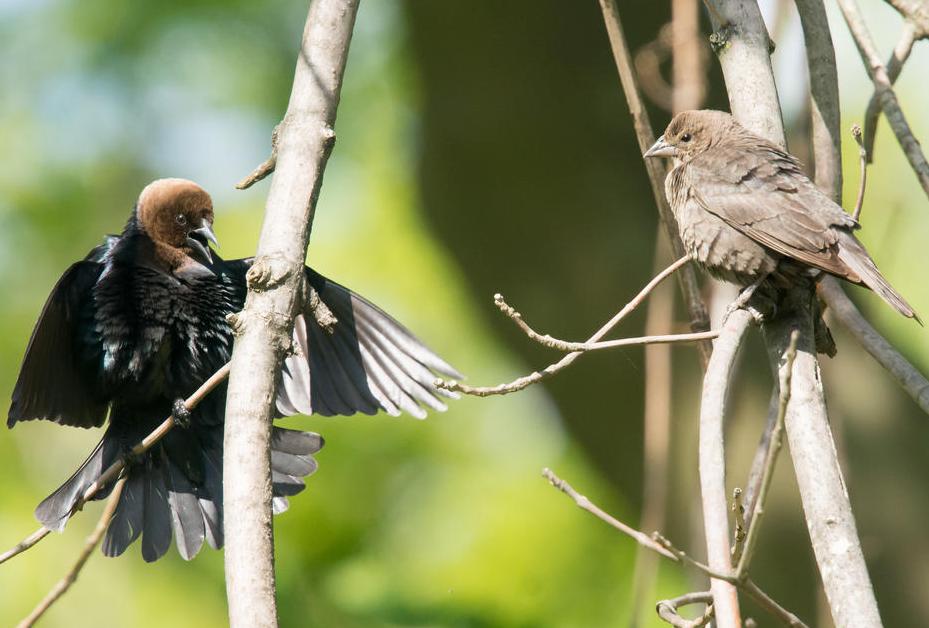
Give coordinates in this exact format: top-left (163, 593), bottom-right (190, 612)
top-left (698, 309), bottom-right (752, 628)
top-left (763, 298), bottom-right (882, 627)
top-left (222, 2), bottom-right (359, 627)
top-left (711, 1), bottom-right (883, 625)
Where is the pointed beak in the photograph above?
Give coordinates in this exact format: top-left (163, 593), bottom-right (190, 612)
top-left (643, 135), bottom-right (678, 159)
top-left (192, 220), bottom-right (219, 249)
top-left (186, 219), bottom-right (219, 265)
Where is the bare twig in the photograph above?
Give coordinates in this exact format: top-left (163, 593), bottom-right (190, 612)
top-left (236, 124), bottom-right (281, 189)
top-left (435, 256), bottom-right (691, 397)
top-left (543, 468), bottom-right (810, 628)
top-left (837, 0), bottom-right (929, 200)
top-left (851, 124), bottom-right (868, 221)
top-left (0, 527), bottom-right (50, 566)
top-left (494, 293), bottom-right (718, 351)
top-left (596, 0), bottom-right (712, 366)
top-left (735, 331), bottom-right (799, 580)
top-left (656, 591), bottom-right (714, 628)
top-left (0, 362), bottom-right (231, 565)
top-left (222, 2), bottom-right (359, 625)
top-left (698, 307), bottom-right (752, 628)
top-left (739, 389), bottom-right (778, 534)
top-left (863, 19), bottom-right (923, 161)
top-left (17, 474), bottom-right (128, 628)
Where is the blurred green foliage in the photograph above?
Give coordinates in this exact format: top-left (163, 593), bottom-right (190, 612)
top-left (0, 1), bottom-right (927, 626)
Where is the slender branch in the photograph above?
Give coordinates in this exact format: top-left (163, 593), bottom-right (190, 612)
top-left (820, 279), bottom-right (929, 415)
top-left (698, 307), bottom-right (752, 628)
top-left (735, 331), bottom-right (799, 579)
top-left (739, 389), bottom-right (778, 536)
top-left (17, 474), bottom-right (128, 628)
top-left (542, 468), bottom-right (810, 628)
top-left (0, 527), bottom-right (50, 566)
top-left (837, 0), bottom-right (929, 200)
top-left (222, 2), bottom-right (359, 626)
top-left (851, 124), bottom-right (868, 221)
top-left (863, 0), bottom-right (929, 162)
top-left (236, 124), bottom-right (281, 190)
top-left (796, 0), bottom-right (843, 201)
top-left (494, 292), bottom-right (718, 351)
top-left (656, 591), bottom-right (714, 628)
top-left (435, 256), bottom-right (691, 397)
top-left (596, 0), bottom-right (712, 366)
top-left (0, 362), bottom-right (231, 565)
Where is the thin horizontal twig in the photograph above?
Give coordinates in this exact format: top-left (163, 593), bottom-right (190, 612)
top-left (494, 293), bottom-right (718, 351)
top-left (435, 256), bottom-right (691, 397)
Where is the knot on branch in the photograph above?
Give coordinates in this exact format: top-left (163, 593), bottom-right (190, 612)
top-left (246, 255), bottom-right (293, 291)
top-left (308, 286), bottom-right (338, 334)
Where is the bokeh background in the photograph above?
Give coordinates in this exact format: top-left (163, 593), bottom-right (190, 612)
top-left (1, 0), bottom-right (927, 626)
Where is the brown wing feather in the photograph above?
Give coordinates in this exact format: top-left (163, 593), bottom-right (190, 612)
top-left (686, 140), bottom-right (860, 280)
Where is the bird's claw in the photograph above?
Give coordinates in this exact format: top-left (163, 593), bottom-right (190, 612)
top-left (172, 399), bottom-right (192, 429)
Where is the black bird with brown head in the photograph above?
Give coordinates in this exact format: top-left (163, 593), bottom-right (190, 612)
top-left (136, 178), bottom-right (219, 267)
top-left (9, 178), bottom-right (461, 561)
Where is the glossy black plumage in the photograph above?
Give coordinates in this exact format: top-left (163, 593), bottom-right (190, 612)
top-left (9, 179), bottom-right (460, 561)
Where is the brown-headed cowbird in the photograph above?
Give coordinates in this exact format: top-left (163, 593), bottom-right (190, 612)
top-left (644, 109), bottom-right (918, 322)
top-left (8, 178), bottom-right (461, 562)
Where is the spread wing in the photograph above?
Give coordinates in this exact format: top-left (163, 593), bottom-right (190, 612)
top-left (9, 258), bottom-right (108, 428)
top-left (686, 142), bottom-right (860, 279)
top-left (277, 269), bottom-right (462, 419)
top-left (224, 260), bottom-right (462, 419)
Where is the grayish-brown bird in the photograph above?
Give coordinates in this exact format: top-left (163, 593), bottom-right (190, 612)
top-left (644, 109), bottom-right (918, 322)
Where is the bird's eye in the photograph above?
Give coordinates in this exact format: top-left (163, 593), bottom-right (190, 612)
top-left (681, 133), bottom-right (693, 142)
top-left (175, 214), bottom-right (187, 226)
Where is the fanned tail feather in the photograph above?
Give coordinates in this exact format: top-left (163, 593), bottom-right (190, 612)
top-left (37, 424), bottom-right (323, 562)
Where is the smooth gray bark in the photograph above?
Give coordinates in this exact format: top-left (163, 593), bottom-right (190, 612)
top-left (222, 2), bottom-right (359, 626)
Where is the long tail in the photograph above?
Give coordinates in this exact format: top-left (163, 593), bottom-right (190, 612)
top-left (838, 232), bottom-right (921, 323)
top-left (35, 423), bottom-right (322, 562)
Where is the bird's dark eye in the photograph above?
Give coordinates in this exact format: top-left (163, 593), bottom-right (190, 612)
top-left (175, 214), bottom-right (187, 226)
top-left (681, 133), bottom-right (693, 142)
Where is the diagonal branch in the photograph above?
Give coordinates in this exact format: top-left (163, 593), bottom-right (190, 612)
top-left (596, 0), bottom-right (712, 367)
top-left (542, 468), bottom-right (809, 628)
top-left (17, 474), bottom-right (128, 628)
top-left (837, 0), bottom-right (929, 200)
top-left (435, 256), bottom-right (692, 397)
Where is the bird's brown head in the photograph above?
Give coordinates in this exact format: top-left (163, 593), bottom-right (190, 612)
top-left (136, 178), bottom-right (219, 265)
top-left (644, 110), bottom-right (742, 163)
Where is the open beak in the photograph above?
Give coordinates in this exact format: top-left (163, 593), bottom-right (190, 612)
top-left (643, 135), bottom-right (678, 159)
top-left (186, 220), bottom-right (219, 265)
